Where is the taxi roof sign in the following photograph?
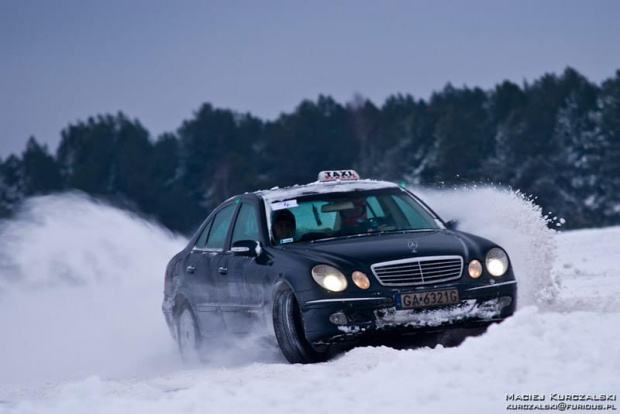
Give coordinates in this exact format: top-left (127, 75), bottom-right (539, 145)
top-left (318, 170), bottom-right (360, 182)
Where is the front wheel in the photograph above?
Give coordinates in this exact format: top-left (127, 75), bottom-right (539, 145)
top-left (272, 288), bottom-right (329, 364)
top-left (177, 303), bottom-right (202, 363)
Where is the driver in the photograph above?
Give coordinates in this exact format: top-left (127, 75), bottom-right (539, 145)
top-left (272, 209), bottom-right (296, 244)
top-left (339, 198), bottom-right (368, 233)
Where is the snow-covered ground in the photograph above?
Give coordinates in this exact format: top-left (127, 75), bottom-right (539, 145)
top-left (0, 190), bottom-right (618, 413)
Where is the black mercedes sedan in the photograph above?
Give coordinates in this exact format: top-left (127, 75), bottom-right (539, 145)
top-left (162, 170), bottom-right (517, 364)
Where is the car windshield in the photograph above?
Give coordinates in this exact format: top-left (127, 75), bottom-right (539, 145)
top-left (267, 188), bottom-right (440, 245)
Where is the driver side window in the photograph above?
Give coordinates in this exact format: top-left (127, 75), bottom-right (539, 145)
top-left (232, 203), bottom-right (259, 244)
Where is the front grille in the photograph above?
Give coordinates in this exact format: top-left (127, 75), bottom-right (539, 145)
top-left (371, 256), bottom-right (463, 286)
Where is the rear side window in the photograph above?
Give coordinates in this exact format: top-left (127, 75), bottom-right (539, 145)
top-left (194, 221), bottom-right (213, 249)
top-left (232, 204), bottom-right (260, 243)
top-left (206, 205), bottom-right (237, 250)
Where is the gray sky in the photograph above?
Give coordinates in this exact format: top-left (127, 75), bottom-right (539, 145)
top-left (1, 0), bottom-right (619, 157)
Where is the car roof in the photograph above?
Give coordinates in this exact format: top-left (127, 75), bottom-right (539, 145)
top-left (254, 179), bottom-right (400, 203)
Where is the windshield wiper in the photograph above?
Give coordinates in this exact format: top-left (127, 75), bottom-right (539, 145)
top-left (309, 228), bottom-right (436, 243)
top-left (377, 228), bottom-right (436, 235)
top-left (311, 204), bottom-right (323, 226)
top-left (309, 232), bottom-right (376, 243)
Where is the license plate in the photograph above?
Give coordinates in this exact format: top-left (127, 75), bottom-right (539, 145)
top-left (399, 289), bottom-right (459, 309)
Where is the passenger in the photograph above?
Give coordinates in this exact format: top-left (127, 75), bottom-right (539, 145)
top-left (272, 209), bottom-right (296, 244)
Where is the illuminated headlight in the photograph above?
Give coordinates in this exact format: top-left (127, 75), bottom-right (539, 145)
top-left (468, 260), bottom-right (482, 279)
top-left (352, 271), bottom-right (370, 289)
top-left (312, 265), bottom-right (348, 292)
top-left (486, 248), bottom-right (509, 277)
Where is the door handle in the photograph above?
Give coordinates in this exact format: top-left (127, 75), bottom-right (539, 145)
top-left (186, 265), bottom-right (196, 274)
top-left (218, 266), bottom-right (228, 275)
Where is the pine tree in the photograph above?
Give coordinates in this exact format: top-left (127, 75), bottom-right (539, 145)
top-left (549, 80), bottom-right (603, 227)
top-left (485, 80), bottom-right (527, 184)
top-left (262, 96), bottom-right (353, 187)
top-left (177, 104), bottom-right (263, 213)
top-left (0, 155), bottom-right (24, 215)
top-left (21, 137), bottom-right (64, 196)
top-left (423, 85), bottom-right (492, 184)
top-left (599, 70), bottom-right (620, 225)
top-left (56, 112), bottom-right (158, 215)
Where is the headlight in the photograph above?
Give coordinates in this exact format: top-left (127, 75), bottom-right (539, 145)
top-left (312, 265), bottom-right (348, 292)
top-left (486, 248), bottom-right (509, 277)
top-left (352, 271), bottom-right (370, 289)
top-left (468, 260), bottom-right (482, 279)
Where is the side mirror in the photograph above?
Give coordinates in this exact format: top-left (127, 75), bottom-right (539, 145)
top-left (445, 219), bottom-right (459, 230)
top-left (231, 240), bottom-right (262, 257)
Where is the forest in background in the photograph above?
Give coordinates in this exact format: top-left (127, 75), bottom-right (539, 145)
top-left (1, 67), bottom-right (619, 234)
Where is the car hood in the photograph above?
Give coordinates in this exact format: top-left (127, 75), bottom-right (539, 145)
top-left (280, 230), bottom-right (472, 269)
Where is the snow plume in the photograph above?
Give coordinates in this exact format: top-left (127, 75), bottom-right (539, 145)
top-left (0, 192), bottom-right (186, 290)
top-left (0, 193), bottom-right (187, 385)
top-left (414, 186), bottom-right (560, 307)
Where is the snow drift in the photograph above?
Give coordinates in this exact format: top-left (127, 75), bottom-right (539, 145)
top-left (4, 308), bottom-right (618, 414)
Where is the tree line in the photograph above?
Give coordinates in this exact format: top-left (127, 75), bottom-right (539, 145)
top-left (1, 67), bottom-right (619, 233)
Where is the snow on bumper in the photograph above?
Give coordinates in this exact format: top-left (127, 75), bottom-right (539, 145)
top-left (373, 298), bottom-right (509, 329)
top-left (302, 282), bottom-right (517, 344)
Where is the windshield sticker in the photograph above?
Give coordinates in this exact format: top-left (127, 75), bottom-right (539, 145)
top-left (271, 200), bottom-right (298, 211)
top-left (280, 237), bottom-right (294, 244)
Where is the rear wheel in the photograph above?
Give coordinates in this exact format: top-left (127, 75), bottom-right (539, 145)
top-left (272, 288), bottom-right (329, 364)
top-left (177, 303), bottom-right (202, 363)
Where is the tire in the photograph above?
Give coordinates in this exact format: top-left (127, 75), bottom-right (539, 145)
top-left (176, 302), bottom-right (202, 363)
top-left (272, 288), bottom-right (329, 364)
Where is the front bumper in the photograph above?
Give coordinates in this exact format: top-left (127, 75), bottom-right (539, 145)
top-left (301, 280), bottom-right (517, 345)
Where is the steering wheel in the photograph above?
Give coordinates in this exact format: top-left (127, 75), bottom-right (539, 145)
top-left (367, 217), bottom-right (396, 232)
